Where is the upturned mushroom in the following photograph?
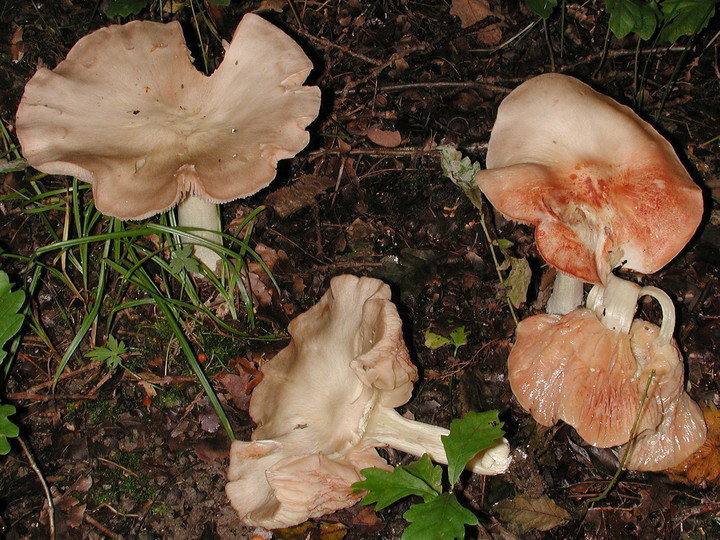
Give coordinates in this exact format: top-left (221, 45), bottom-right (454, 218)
top-left (15, 14), bottom-right (321, 271)
top-left (226, 275), bottom-right (510, 528)
top-left (509, 274), bottom-right (706, 470)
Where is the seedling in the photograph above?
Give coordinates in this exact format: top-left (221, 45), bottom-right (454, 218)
top-left (424, 327), bottom-right (469, 357)
top-left (86, 335), bottom-right (131, 371)
top-left (352, 410), bottom-right (505, 540)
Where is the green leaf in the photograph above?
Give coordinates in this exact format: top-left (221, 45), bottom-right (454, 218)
top-left (402, 454), bottom-right (443, 494)
top-left (442, 410), bottom-right (505, 485)
top-left (494, 238), bottom-right (514, 250)
top-left (0, 404), bottom-right (19, 455)
top-left (105, 0), bottom-right (151, 17)
top-left (495, 495), bottom-right (571, 534)
top-left (169, 245), bottom-right (201, 275)
top-left (448, 326), bottom-right (468, 356)
top-left (353, 455), bottom-right (442, 511)
top-left (86, 335), bottom-right (128, 369)
top-left (402, 493), bottom-right (479, 540)
top-left (208, 0), bottom-right (232, 5)
top-left (438, 145), bottom-right (482, 191)
top-left (606, 0), bottom-right (660, 40)
top-left (503, 257), bottom-right (532, 308)
top-left (524, 0), bottom-right (559, 19)
top-left (424, 330), bottom-right (450, 350)
top-left (0, 271), bottom-right (25, 366)
top-left (659, 0), bottom-right (717, 42)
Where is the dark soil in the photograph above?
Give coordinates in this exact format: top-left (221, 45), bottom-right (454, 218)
top-left (1, 1), bottom-right (719, 539)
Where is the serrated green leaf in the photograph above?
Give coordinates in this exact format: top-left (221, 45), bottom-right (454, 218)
top-left (169, 245), bottom-right (201, 275)
top-left (524, 0), bottom-right (559, 19)
top-left (424, 330), bottom-right (451, 350)
top-left (438, 145), bottom-right (482, 190)
top-left (442, 410), bottom-right (505, 485)
top-left (105, 0), bottom-right (151, 17)
top-left (0, 272), bottom-right (25, 366)
top-left (0, 404), bottom-right (19, 455)
top-left (353, 460), bottom-right (440, 510)
top-left (402, 454), bottom-right (443, 494)
top-left (659, 0), bottom-right (717, 42)
top-left (402, 493), bottom-right (478, 540)
top-left (606, 0), bottom-right (660, 40)
top-left (495, 495), bottom-right (571, 534)
top-left (85, 335), bottom-right (128, 369)
top-left (503, 256), bottom-right (531, 308)
top-left (448, 326), bottom-right (468, 356)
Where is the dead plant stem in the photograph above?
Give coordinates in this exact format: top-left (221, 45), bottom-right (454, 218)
top-left (18, 436), bottom-right (55, 540)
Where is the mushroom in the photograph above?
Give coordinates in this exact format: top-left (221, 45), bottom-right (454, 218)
top-left (15, 14), bottom-right (321, 271)
top-left (472, 73), bottom-right (706, 470)
top-left (508, 274), bottom-right (706, 470)
top-left (474, 73), bottom-right (703, 308)
top-left (226, 275), bottom-right (510, 528)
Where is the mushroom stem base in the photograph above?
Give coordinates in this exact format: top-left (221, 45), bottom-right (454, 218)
top-left (363, 405), bottom-right (510, 475)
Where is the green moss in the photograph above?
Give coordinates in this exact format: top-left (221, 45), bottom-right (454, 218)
top-left (154, 386), bottom-right (187, 408)
top-left (91, 450), bottom-right (158, 506)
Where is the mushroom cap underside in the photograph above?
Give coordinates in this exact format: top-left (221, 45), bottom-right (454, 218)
top-left (15, 14), bottom-right (321, 220)
top-left (476, 73), bottom-right (703, 284)
top-left (508, 309), bottom-right (706, 470)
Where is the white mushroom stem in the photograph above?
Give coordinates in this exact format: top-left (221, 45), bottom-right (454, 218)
top-left (586, 273), bottom-right (676, 346)
top-left (363, 404), bottom-right (511, 476)
top-left (177, 195), bottom-right (223, 273)
top-left (546, 271), bottom-right (585, 315)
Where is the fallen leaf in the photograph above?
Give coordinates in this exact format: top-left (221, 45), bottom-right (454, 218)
top-left (495, 494), bottom-right (571, 534)
top-left (265, 175), bottom-right (335, 217)
top-left (364, 126), bottom-right (402, 147)
top-left (10, 26), bottom-right (24, 63)
top-left (450, 0), bottom-right (493, 28)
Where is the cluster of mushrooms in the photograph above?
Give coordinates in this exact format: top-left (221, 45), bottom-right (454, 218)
top-left (13, 10), bottom-right (706, 532)
top-left (475, 74), bottom-right (706, 471)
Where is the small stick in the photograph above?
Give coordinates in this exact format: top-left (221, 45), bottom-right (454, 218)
top-left (17, 436), bottom-right (55, 540)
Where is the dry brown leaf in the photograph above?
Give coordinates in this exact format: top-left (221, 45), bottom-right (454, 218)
top-left (265, 175), bottom-right (335, 217)
top-left (665, 403), bottom-right (720, 485)
top-left (495, 494), bottom-right (571, 534)
top-left (450, 0), bottom-right (493, 28)
top-left (364, 126), bottom-right (402, 147)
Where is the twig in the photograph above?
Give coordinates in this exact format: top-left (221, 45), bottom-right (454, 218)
top-left (17, 436), bottom-right (55, 540)
top-left (6, 392), bottom-right (98, 401)
top-left (84, 514), bottom-right (123, 539)
top-left (97, 456), bottom-right (141, 478)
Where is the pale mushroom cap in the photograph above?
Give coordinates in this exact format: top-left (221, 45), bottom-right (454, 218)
top-left (476, 73), bottom-right (703, 284)
top-left (509, 309), bottom-right (706, 469)
top-left (250, 274), bottom-right (417, 453)
top-left (226, 275), bottom-right (418, 528)
top-left (620, 319), bottom-right (707, 471)
top-left (226, 440), bottom-right (387, 529)
top-left (15, 14), bottom-right (321, 220)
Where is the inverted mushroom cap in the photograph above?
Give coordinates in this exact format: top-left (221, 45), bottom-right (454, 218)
top-left (226, 275), bottom-right (417, 528)
top-left (249, 274), bottom-right (418, 453)
top-left (15, 14), bottom-right (321, 220)
top-left (508, 309), bottom-right (706, 470)
top-left (226, 274), bottom-right (510, 528)
top-left (475, 73), bottom-right (703, 284)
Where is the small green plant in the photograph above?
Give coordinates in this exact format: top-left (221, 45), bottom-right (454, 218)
top-left (352, 411), bottom-right (505, 540)
top-left (424, 327), bottom-right (469, 357)
top-left (86, 335), bottom-right (128, 370)
top-left (0, 404), bottom-right (19, 455)
top-left (0, 271), bottom-right (25, 454)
